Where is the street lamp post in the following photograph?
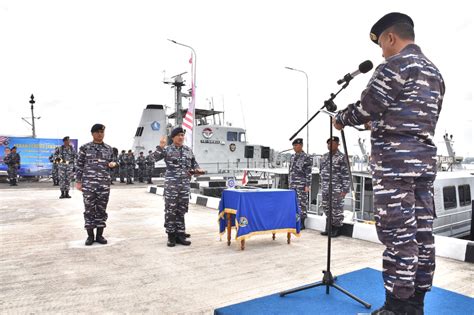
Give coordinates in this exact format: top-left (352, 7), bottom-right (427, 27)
top-left (22, 94), bottom-right (40, 138)
top-left (285, 67), bottom-right (309, 153)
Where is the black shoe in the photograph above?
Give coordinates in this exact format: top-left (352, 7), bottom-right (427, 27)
top-left (59, 191), bottom-right (66, 199)
top-left (372, 292), bottom-right (413, 315)
top-left (184, 233), bottom-right (191, 238)
top-left (147, 180), bottom-right (153, 184)
top-left (110, 182), bottom-right (114, 185)
top-left (65, 191), bottom-right (71, 198)
top-left (167, 233), bottom-right (176, 247)
top-left (320, 230), bottom-right (328, 236)
top-left (176, 233), bottom-right (191, 246)
top-left (300, 217), bottom-right (306, 230)
top-left (85, 229), bottom-right (95, 246)
top-left (96, 227), bottom-right (108, 244)
top-left (330, 226), bottom-right (341, 237)
top-left (120, 180), bottom-right (125, 183)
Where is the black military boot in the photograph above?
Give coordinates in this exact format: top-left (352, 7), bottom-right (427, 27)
top-left (406, 290), bottom-right (425, 315)
top-left (372, 292), bottom-right (410, 315)
top-left (85, 229), bottom-right (95, 246)
top-left (59, 190), bottom-right (66, 199)
top-left (176, 233), bottom-right (191, 246)
top-left (167, 233), bottom-right (176, 247)
top-left (300, 215), bottom-right (306, 230)
top-left (320, 219), bottom-right (329, 235)
top-left (330, 225), bottom-right (341, 237)
top-left (12, 179), bottom-right (18, 186)
top-left (64, 190), bottom-right (72, 198)
top-left (147, 179), bottom-right (153, 184)
top-left (96, 227), bottom-right (108, 244)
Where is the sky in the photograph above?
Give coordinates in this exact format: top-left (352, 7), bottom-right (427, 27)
top-left (1, 0), bottom-right (473, 158)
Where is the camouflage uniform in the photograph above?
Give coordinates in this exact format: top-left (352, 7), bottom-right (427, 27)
top-left (125, 153), bottom-right (135, 184)
top-left (153, 144), bottom-right (200, 234)
top-left (49, 153), bottom-right (60, 185)
top-left (75, 142), bottom-right (114, 229)
top-left (288, 151), bottom-right (312, 222)
top-left (335, 44), bottom-right (445, 299)
top-left (54, 145), bottom-right (76, 194)
top-left (110, 149), bottom-right (119, 184)
top-left (320, 150), bottom-right (350, 227)
top-left (118, 151), bottom-right (127, 183)
top-left (136, 154), bottom-right (146, 183)
top-left (145, 152), bottom-right (155, 184)
top-left (4, 152), bottom-right (20, 186)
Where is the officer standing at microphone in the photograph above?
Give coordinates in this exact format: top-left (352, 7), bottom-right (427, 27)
top-left (334, 12), bottom-right (445, 314)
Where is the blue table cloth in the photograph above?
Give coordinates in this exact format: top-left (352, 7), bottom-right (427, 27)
top-left (218, 189), bottom-right (301, 241)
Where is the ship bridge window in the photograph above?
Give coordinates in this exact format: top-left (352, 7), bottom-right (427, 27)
top-left (443, 186), bottom-right (457, 210)
top-left (227, 132), bottom-right (238, 141)
top-left (135, 127), bottom-right (144, 137)
top-left (239, 132), bottom-right (246, 142)
top-left (458, 184), bottom-right (471, 207)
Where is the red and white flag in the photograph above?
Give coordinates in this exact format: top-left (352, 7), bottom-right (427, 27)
top-left (183, 54), bottom-right (195, 149)
top-left (241, 170), bottom-right (248, 186)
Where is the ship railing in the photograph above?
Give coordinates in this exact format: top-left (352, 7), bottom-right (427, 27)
top-left (433, 208), bottom-right (472, 236)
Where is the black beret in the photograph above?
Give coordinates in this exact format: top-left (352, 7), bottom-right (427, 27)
top-left (128, 150), bottom-right (132, 153)
top-left (370, 12), bottom-right (414, 44)
top-left (91, 124), bottom-right (105, 133)
top-left (170, 127), bottom-right (185, 138)
top-left (292, 138), bottom-right (303, 145)
top-left (63, 136), bottom-right (70, 141)
top-left (327, 136), bottom-right (340, 144)
top-left (148, 150), bottom-right (152, 153)
top-left (140, 151), bottom-right (144, 154)
top-left (11, 146), bottom-right (17, 150)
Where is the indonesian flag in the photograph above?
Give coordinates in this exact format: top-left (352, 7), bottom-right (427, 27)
top-left (183, 54), bottom-right (195, 148)
top-left (241, 170), bottom-right (248, 186)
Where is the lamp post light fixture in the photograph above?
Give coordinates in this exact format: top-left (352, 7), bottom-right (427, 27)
top-left (285, 67), bottom-right (309, 153)
top-left (22, 94), bottom-right (41, 138)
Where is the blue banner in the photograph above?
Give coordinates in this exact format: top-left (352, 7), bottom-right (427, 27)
top-left (0, 136), bottom-right (78, 177)
top-left (218, 189), bottom-right (301, 240)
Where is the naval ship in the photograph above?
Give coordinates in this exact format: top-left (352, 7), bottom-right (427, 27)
top-left (131, 73), bottom-right (274, 175)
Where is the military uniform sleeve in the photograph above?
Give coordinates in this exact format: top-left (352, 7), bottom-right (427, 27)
top-left (190, 149), bottom-right (200, 170)
top-left (53, 147), bottom-right (60, 161)
top-left (153, 147), bottom-right (166, 161)
top-left (336, 60), bottom-right (409, 127)
top-left (305, 155), bottom-right (312, 187)
top-left (340, 154), bottom-right (350, 193)
top-left (75, 146), bottom-right (86, 183)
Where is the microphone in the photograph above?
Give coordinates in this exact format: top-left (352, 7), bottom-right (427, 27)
top-left (337, 60), bottom-right (373, 85)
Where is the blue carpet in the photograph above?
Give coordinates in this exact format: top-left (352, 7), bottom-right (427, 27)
top-left (214, 268), bottom-right (474, 315)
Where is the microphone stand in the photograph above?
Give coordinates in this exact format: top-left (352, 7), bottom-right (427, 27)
top-left (281, 82), bottom-right (371, 310)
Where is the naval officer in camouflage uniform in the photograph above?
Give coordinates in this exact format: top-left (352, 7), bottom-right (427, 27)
top-left (118, 150), bottom-right (127, 183)
top-left (145, 150), bottom-right (155, 184)
top-left (154, 127), bottom-right (204, 247)
top-left (75, 124), bottom-right (117, 246)
top-left (136, 151), bottom-right (146, 183)
top-left (288, 138), bottom-right (312, 229)
top-left (4, 146), bottom-right (21, 186)
top-left (334, 13), bottom-right (445, 315)
top-left (54, 136), bottom-right (77, 199)
top-left (125, 150), bottom-right (135, 184)
top-left (319, 136), bottom-right (350, 237)
top-left (49, 153), bottom-right (60, 186)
